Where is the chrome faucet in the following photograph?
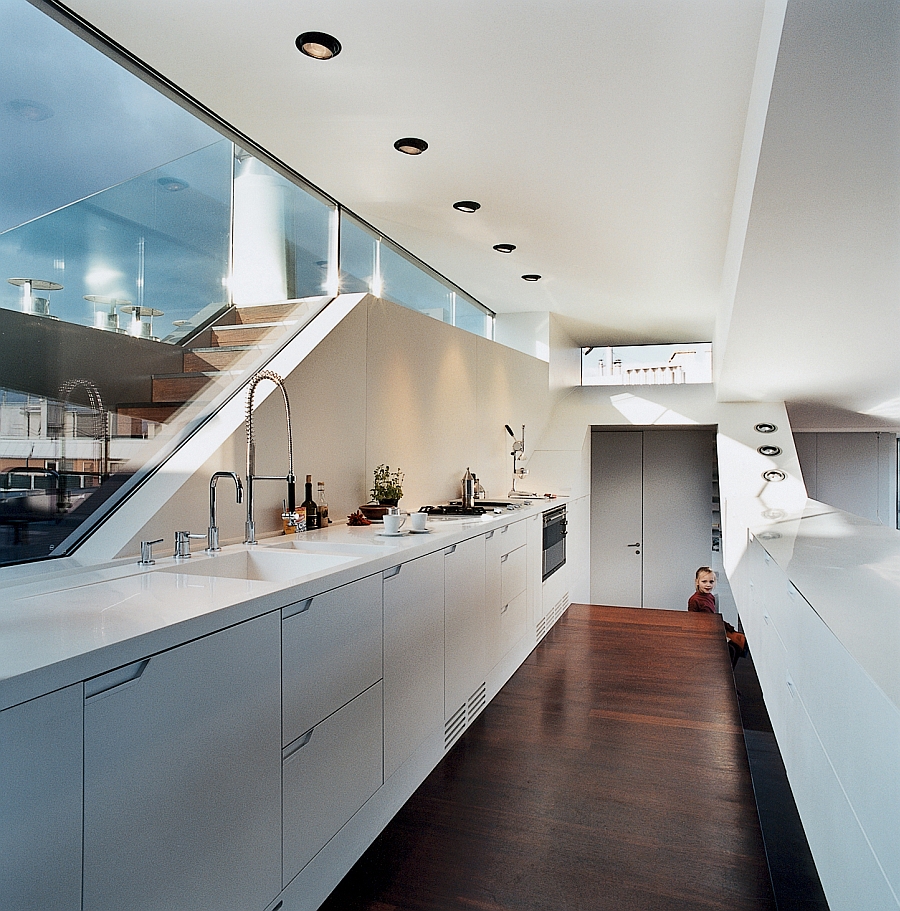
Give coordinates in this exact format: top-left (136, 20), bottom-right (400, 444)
top-left (207, 471), bottom-right (243, 552)
top-left (244, 370), bottom-right (295, 544)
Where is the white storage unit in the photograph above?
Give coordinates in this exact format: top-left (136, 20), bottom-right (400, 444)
top-left (0, 684), bottom-right (83, 911)
top-left (83, 612), bottom-right (282, 911)
top-left (383, 550), bottom-right (445, 779)
top-left (443, 534), bottom-right (487, 738)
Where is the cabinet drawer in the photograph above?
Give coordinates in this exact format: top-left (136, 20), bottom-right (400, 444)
top-left (283, 682), bottom-right (383, 885)
top-left (501, 544), bottom-right (526, 605)
top-left (283, 573), bottom-right (382, 745)
top-left (499, 589), bottom-right (527, 657)
top-left (497, 519), bottom-right (526, 553)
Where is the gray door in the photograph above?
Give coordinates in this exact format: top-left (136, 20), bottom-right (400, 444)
top-left (590, 431), bottom-right (644, 606)
top-left (591, 429), bottom-right (714, 610)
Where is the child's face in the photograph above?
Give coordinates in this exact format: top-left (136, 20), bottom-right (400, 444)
top-left (697, 572), bottom-right (716, 594)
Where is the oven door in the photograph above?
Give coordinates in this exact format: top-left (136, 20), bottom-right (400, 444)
top-left (542, 505), bottom-right (567, 581)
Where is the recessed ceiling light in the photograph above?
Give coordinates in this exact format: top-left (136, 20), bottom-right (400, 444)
top-left (394, 137), bottom-right (428, 155)
top-left (493, 243), bottom-right (516, 254)
top-left (757, 445), bottom-right (782, 457)
top-left (452, 200), bottom-right (480, 213)
top-left (5, 99), bottom-right (53, 122)
top-left (756, 531), bottom-right (782, 540)
top-left (762, 469), bottom-right (786, 482)
top-left (521, 274), bottom-right (542, 282)
top-left (295, 32), bottom-right (342, 59)
top-left (157, 177), bottom-right (188, 192)
top-left (754, 422), bottom-right (777, 433)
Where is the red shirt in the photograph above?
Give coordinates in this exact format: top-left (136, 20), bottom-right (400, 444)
top-left (688, 591), bottom-right (717, 613)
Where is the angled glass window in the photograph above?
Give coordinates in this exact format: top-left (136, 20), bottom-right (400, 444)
top-left (582, 343), bottom-right (713, 386)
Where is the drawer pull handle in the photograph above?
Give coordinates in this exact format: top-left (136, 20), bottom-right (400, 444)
top-left (501, 553), bottom-right (509, 563)
top-left (444, 544), bottom-right (456, 555)
top-left (384, 564), bottom-right (402, 579)
top-left (501, 525), bottom-right (509, 533)
top-left (501, 603), bottom-right (509, 614)
top-left (85, 659), bottom-right (150, 700)
top-left (283, 729), bottom-right (313, 761)
top-left (283, 598), bottom-right (314, 619)
top-left (486, 530), bottom-right (495, 539)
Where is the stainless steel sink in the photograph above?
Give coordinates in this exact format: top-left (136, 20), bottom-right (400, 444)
top-left (157, 548), bottom-right (356, 582)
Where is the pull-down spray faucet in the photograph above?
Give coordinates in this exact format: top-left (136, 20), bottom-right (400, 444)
top-left (244, 370), bottom-right (295, 544)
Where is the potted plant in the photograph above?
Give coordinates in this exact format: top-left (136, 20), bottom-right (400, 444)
top-left (371, 463), bottom-right (404, 505)
top-left (361, 464), bottom-right (404, 521)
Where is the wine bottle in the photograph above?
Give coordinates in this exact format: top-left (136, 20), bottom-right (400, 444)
top-left (301, 475), bottom-right (319, 529)
top-left (317, 481), bottom-right (329, 527)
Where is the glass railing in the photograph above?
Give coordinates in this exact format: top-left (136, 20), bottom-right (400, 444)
top-left (1, 0), bottom-right (494, 566)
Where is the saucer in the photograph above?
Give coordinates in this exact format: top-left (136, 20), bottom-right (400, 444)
top-left (377, 530), bottom-right (410, 537)
top-left (409, 528), bottom-right (431, 534)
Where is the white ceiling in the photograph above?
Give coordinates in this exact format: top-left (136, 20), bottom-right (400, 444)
top-left (59, 0), bottom-right (900, 419)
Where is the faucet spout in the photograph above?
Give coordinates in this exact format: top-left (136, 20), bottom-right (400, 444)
top-left (244, 370), bottom-right (295, 544)
top-left (207, 471), bottom-right (243, 552)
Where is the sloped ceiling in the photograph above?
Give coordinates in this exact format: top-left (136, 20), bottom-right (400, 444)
top-left (56, 0), bottom-right (900, 417)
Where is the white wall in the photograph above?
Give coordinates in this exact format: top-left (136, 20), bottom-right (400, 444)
top-left (120, 296), bottom-right (555, 556)
top-left (794, 432), bottom-right (897, 527)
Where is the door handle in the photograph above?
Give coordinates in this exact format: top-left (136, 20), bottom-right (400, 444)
top-left (626, 542), bottom-right (640, 547)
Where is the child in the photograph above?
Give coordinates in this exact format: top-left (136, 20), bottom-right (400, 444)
top-left (689, 567), bottom-right (745, 666)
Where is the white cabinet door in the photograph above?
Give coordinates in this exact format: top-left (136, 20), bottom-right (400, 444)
top-left (83, 612), bottom-right (282, 911)
top-left (526, 512), bottom-right (543, 630)
top-left (444, 534), bottom-right (486, 719)
top-left (283, 682), bottom-right (383, 885)
top-left (282, 572), bottom-right (382, 745)
top-left (0, 685), bottom-right (82, 911)
top-left (383, 550), bottom-right (444, 779)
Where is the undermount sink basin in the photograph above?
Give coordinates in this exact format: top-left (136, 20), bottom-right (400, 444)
top-left (269, 539), bottom-right (398, 555)
top-left (158, 548), bottom-right (356, 582)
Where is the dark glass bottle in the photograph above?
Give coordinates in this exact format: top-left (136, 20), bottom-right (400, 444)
top-left (317, 481), bottom-right (329, 527)
top-left (301, 474), bottom-right (319, 529)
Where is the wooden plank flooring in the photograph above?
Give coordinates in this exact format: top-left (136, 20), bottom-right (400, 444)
top-left (320, 604), bottom-right (775, 911)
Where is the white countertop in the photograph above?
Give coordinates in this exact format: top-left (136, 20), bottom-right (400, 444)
top-left (752, 499), bottom-right (900, 711)
top-left (0, 502), bottom-right (556, 711)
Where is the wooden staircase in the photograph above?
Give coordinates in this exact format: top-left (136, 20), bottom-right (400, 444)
top-left (115, 302), bottom-right (305, 437)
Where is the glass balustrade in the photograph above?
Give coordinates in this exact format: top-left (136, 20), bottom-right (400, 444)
top-left (0, 0), bottom-right (494, 567)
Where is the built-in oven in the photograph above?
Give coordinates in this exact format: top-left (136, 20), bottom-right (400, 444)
top-left (542, 504), bottom-right (567, 581)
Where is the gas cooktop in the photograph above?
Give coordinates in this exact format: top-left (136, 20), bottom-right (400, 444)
top-left (419, 504), bottom-right (487, 517)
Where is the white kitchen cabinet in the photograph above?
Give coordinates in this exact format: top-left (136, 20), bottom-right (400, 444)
top-left (83, 612), bottom-right (282, 911)
top-left (0, 684), bottom-right (82, 911)
top-left (444, 534), bottom-right (487, 725)
top-left (282, 572), bottom-right (383, 745)
top-left (282, 681), bottom-right (384, 885)
top-left (526, 511), bottom-right (543, 635)
top-left (485, 520), bottom-right (528, 668)
top-left (383, 550), bottom-right (444, 779)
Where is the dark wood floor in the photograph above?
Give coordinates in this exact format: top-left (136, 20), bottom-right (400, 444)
top-left (320, 604), bottom-right (776, 911)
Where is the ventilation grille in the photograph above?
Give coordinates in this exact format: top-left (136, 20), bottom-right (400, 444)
top-left (467, 682), bottom-right (486, 721)
top-left (551, 592), bottom-right (570, 625)
top-left (444, 704), bottom-right (466, 750)
top-left (443, 682), bottom-right (488, 751)
top-left (536, 592), bottom-right (570, 643)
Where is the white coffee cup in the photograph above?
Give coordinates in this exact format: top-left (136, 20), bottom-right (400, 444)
top-left (409, 511), bottom-right (427, 532)
top-left (383, 511), bottom-right (407, 534)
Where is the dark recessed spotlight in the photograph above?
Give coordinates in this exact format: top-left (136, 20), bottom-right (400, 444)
top-left (762, 469), bottom-right (786, 482)
top-left (452, 200), bottom-right (480, 213)
top-left (394, 137), bottom-right (428, 155)
top-left (757, 445), bottom-right (782, 457)
top-left (493, 243), bottom-right (516, 254)
top-left (157, 177), bottom-right (188, 192)
top-left (295, 31), bottom-right (342, 59)
top-left (754, 422), bottom-right (777, 433)
top-left (521, 274), bottom-right (542, 282)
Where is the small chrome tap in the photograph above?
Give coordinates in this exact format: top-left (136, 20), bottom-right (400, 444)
top-left (244, 370), bottom-right (295, 544)
top-left (207, 471), bottom-right (243, 552)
